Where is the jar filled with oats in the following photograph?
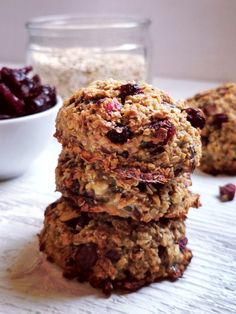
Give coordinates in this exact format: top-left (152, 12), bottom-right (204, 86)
top-left (26, 16), bottom-right (151, 99)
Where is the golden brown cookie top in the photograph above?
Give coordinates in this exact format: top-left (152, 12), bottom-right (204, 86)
top-left (56, 80), bottom-right (203, 182)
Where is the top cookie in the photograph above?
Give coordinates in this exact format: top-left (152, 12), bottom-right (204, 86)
top-left (55, 80), bottom-right (203, 183)
top-left (186, 83), bottom-right (236, 174)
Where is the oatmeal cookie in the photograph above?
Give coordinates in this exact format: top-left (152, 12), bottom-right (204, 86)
top-left (186, 83), bottom-right (236, 174)
top-left (55, 80), bottom-right (203, 183)
top-left (39, 198), bottom-right (192, 294)
top-left (55, 150), bottom-right (200, 222)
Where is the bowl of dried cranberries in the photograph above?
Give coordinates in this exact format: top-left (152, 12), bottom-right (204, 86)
top-left (0, 65), bottom-right (62, 180)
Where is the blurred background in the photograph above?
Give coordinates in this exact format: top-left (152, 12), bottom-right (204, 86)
top-left (0, 0), bottom-right (235, 81)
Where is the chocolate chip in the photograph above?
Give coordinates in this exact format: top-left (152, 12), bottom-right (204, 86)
top-left (75, 243), bottom-right (98, 270)
top-left (211, 113), bottom-right (228, 128)
top-left (219, 183), bottom-right (236, 202)
top-left (185, 108), bottom-right (205, 129)
top-left (105, 249), bottom-right (121, 263)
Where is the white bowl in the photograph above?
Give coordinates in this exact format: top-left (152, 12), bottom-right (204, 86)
top-left (0, 97), bottom-right (62, 180)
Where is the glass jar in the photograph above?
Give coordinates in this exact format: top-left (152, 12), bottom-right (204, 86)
top-left (26, 15), bottom-right (151, 99)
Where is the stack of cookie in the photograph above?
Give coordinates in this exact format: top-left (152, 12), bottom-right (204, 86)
top-left (39, 80), bottom-right (204, 294)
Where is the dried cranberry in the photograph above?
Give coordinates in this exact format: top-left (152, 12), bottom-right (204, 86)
top-left (219, 183), bottom-right (236, 202)
top-left (70, 179), bottom-right (80, 195)
top-left (185, 108), bottom-right (205, 129)
top-left (202, 103), bottom-right (216, 116)
top-left (0, 114), bottom-right (11, 119)
top-left (119, 83), bottom-right (142, 104)
top-left (152, 182), bottom-right (164, 190)
top-left (211, 113), bottom-right (228, 128)
top-left (158, 217), bottom-right (170, 226)
top-left (133, 207), bottom-right (141, 220)
top-left (76, 213), bottom-right (90, 227)
top-left (174, 167), bottom-right (183, 176)
top-left (75, 243), bottom-right (98, 270)
top-left (1, 66), bottom-right (37, 99)
top-left (106, 125), bottom-right (133, 144)
top-left (178, 237), bottom-right (188, 253)
top-left (123, 279), bottom-right (146, 291)
top-left (117, 168), bottom-right (169, 184)
top-left (201, 136), bottom-right (209, 146)
top-left (104, 100), bottom-right (122, 113)
top-left (65, 214), bottom-right (90, 229)
top-left (137, 182), bottom-right (147, 192)
top-left (120, 150), bottom-right (129, 158)
top-left (140, 141), bottom-right (165, 153)
top-left (102, 281), bottom-right (113, 295)
top-left (0, 66), bottom-right (56, 119)
top-left (105, 249), bottom-right (121, 263)
top-left (150, 119), bottom-right (176, 145)
top-left (25, 85), bottom-right (56, 114)
top-left (158, 245), bottom-right (166, 258)
top-left (63, 270), bottom-right (77, 280)
top-left (0, 83), bottom-right (25, 115)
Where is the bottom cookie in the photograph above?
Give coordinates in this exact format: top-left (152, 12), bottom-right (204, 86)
top-left (39, 198), bottom-right (192, 294)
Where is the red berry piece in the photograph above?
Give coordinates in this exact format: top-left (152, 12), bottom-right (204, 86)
top-left (211, 113), bottom-right (228, 128)
top-left (151, 119), bottom-right (176, 145)
top-left (106, 125), bottom-right (133, 144)
top-left (178, 237), bottom-right (188, 253)
top-left (185, 108), bottom-right (205, 129)
top-left (105, 249), bottom-right (121, 263)
top-left (26, 85), bottom-right (56, 114)
top-left (119, 83), bottom-right (142, 104)
top-left (0, 114), bottom-right (11, 119)
top-left (1, 66), bottom-right (34, 99)
top-left (104, 100), bottom-right (122, 113)
top-left (0, 65), bottom-right (56, 119)
top-left (219, 183), bottom-right (236, 202)
top-left (65, 213), bottom-right (90, 229)
top-left (0, 83), bottom-right (25, 115)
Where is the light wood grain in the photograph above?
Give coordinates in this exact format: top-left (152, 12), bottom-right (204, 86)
top-left (0, 79), bottom-right (235, 314)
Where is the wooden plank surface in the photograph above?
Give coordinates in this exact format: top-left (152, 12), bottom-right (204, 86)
top-left (0, 78), bottom-right (235, 314)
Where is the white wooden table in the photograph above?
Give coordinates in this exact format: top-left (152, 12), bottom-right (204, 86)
top-left (0, 78), bottom-right (235, 314)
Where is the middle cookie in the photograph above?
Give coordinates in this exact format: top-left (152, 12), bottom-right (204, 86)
top-left (56, 150), bottom-right (200, 222)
